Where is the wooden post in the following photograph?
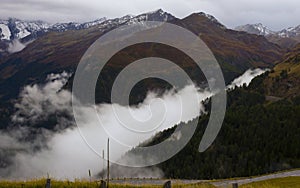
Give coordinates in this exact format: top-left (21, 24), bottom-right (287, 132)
top-left (102, 149), bottom-right (105, 180)
top-left (100, 180), bottom-right (107, 188)
top-left (89, 169), bottom-right (92, 183)
top-left (107, 138), bottom-right (110, 188)
top-left (232, 183), bottom-right (238, 188)
top-left (46, 173), bottom-right (51, 188)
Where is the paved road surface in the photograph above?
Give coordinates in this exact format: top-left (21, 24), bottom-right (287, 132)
top-left (109, 169), bottom-right (300, 187)
top-left (211, 169), bottom-right (300, 187)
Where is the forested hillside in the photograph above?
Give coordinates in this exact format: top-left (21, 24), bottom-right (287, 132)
top-left (141, 82), bottom-right (300, 179)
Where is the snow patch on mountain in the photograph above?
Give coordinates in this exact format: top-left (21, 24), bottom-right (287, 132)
top-left (0, 24), bottom-right (11, 40)
top-left (0, 9), bottom-right (177, 54)
top-left (7, 39), bottom-right (26, 53)
top-left (235, 23), bottom-right (300, 39)
top-left (235, 23), bottom-right (275, 36)
top-left (277, 25), bottom-right (300, 38)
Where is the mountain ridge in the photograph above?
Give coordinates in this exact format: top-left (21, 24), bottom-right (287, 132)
top-left (0, 9), bottom-right (176, 54)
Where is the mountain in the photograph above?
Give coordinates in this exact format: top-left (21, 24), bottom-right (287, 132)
top-left (0, 9), bottom-right (175, 55)
top-left (0, 17), bottom-right (105, 55)
top-left (0, 11), bottom-right (285, 103)
top-left (267, 26), bottom-right (300, 49)
top-left (0, 17), bottom-right (109, 42)
top-left (235, 23), bottom-right (300, 38)
top-left (173, 13), bottom-right (284, 78)
top-left (235, 23), bottom-right (275, 36)
top-left (235, 23), bottom-right (300, 49)
top-left (277, 25), bottom-right (300, 38)
top-left (0, 18), bottom-right (51, 41)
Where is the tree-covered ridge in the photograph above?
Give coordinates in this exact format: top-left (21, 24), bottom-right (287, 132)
top-left (138, 79), bottom-right (300, 179)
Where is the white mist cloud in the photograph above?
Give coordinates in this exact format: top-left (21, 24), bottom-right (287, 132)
top-left (3, 72), bottom-right (212, 180)
top-left (7, 40), bottom-right (26, 53)
top-left (227, 68), bottom-right (268, 90)
top-left (2, 68), bottom-right (269, 179)
top-left (12, 71), bottom-right (72, 124)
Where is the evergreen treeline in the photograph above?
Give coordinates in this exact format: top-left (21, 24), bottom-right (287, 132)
top-left (139, 76), bottom-right (300, 179)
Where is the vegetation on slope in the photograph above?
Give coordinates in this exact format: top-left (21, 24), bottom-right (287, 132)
top-left (240, 176), bottom-right (300, 188)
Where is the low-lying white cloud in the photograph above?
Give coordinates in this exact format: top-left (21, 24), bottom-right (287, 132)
top-left (227, 68), bottom-right (268, 89)
top-left (3, 68), bottom-right (267, 179)
top-left (7, 40), bottom-right (26, 53)
top-left (12, 72), bottom-right (72, 124)
top-left (3, 72), bottom-right (211, 180)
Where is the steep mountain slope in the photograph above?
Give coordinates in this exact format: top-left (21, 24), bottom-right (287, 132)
top-left (174, 13), bottom-right (284, 77)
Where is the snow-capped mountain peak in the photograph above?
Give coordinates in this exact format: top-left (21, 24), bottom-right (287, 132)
top-left (0, 9), bottom-right (175, 43)
top-left (277, 25), bottom-right (300, 38)
top-left (0, 18), bottom-right (52, 41)
top-left (127, 8), bottom-right (175, 23)
top-left (0, 9), bottom-right (176, 54)
top-left (235, 23), bottom-right (300, 40)
top-left (235, 23), bottom-right (275, 36)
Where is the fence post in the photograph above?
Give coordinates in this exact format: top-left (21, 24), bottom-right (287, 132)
top-left (163, 181), bottom-right (171, 188)
top-left (45, 178), bottom-right (51, 188)
top-left (100, 180), bottom-right (107, 188)
top-left (232, 183), bottom-right (238, 188)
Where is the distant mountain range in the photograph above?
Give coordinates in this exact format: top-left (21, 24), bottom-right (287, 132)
top-left (0, 9), bottom-right (174, 41)
top-left (235, 23), bottom-right (300, 48)
top-left (0, 9), bottom-right (175, 54)
top-left (1, 10), bottom-right (299, 55)
top-left (235, 23), bottom-right (275, 36)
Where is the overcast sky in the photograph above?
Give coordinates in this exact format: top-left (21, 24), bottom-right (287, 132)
top-left (0, 0), bottom-right (299, 31)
